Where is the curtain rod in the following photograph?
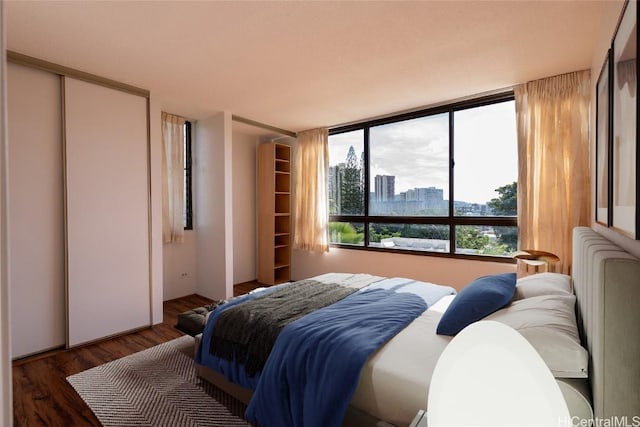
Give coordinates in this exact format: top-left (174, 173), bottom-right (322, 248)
top-left (232, 115), bottom-right (297, 138)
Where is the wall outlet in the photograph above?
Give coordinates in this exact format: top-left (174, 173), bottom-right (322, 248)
top-left (180, 272), bottom-right (188, 279)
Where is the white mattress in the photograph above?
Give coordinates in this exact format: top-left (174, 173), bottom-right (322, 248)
top-left (350, 294), bottom-right (455, 426)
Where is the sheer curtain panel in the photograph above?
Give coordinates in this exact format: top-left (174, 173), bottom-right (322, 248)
top-left (515, 70), bottom-right (591, 274)
top-left (293, 128), bottom-right (330, 253)
top-left (161, 112), bottom-right (186, 243)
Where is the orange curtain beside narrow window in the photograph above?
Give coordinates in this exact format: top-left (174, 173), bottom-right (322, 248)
top-left (161, 112), bottom-right (186, 244)
top-left (514, 70), bottom-right (591, 274)
top-left (293, 128), bottom-right (330, 253)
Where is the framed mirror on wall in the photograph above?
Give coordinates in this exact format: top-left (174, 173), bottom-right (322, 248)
top-left (596, 48), bottom-right (612, 227)
top-left (611, 0), bottom-right (638, 239)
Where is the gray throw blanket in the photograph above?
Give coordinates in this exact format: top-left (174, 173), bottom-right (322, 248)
top-left (209, 280), bottom-right (357, 376)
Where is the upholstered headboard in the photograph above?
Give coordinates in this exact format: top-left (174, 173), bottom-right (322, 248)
top-left (572, 227), bottom-right (640, 419)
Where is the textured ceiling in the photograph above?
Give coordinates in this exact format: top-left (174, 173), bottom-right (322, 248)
top-left (6, 1), bottom-right (611, 135)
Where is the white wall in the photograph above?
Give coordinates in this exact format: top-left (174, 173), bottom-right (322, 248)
top-left (293, 248), bottom-right (515, 292)
top-left (232, 131), bottom-right (259, 284)
top-left (195, 112), bottom-right (234, 300)
top-left (0, 1), bottom-right (13, 422)
top-left (162, 126), bottom-right (259, 300)
top-left (589, 0), bottom-right (640, 259)
top-left (163, 231), bottom-right (197, 300)
top-left (160, 113), bottom-right (198, 301)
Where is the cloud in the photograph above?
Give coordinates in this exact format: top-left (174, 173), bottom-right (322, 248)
top-left (328, 101), bottom-right (517, 205)
top-left (370, 115), bottom-right (449, 192)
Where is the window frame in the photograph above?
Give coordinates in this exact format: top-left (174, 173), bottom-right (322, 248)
top-left (184, 120), bottom-right (193, 230)
top-left (328, 92), bottom-right (517, 263)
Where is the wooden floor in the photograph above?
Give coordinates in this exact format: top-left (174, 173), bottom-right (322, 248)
top-left (12, 281), bottom-right (261, 427)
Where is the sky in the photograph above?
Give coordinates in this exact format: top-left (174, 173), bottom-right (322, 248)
top-left (329, 100), bottom-right (517, 205)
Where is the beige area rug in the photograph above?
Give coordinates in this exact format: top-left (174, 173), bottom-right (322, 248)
top-left (67, 335), bottom-right (250, 427)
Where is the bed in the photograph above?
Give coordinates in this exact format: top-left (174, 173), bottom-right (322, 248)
top-left (194, 227), bottom-right (640, 426)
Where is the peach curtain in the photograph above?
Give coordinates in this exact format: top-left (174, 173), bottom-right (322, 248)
top-left (514, 70), bottom-right (591, 274)
top-left (293, 128), bottom-right (330, 253)
top-left (161, 112), bottom-right (186, 243)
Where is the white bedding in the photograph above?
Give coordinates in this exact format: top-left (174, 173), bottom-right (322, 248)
top-left (350, 294), bottom-right (454, 426)
top-left (199, 272), bottom-right (592, 426)
top-left (237, 273), bottom-right (452, 426)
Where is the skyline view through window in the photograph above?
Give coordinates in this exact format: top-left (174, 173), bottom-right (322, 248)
top-left (328, 95), bottom-right (518, 258)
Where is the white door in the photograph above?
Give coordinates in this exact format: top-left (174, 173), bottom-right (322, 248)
top-left (64, 77), bottom-right (150, 347)
top-left (7, 63), bottom-right (65, 358)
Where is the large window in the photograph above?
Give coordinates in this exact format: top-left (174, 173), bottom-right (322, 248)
top-left (184, 121), bottom-right (193, 230)
top-left (328, 94), bottom-right (517, 259)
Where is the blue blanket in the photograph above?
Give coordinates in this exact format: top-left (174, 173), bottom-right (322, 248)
top-left (244, 278), bottom-right (455, 427)
top-left (195, 284), bottom-right (287, 390)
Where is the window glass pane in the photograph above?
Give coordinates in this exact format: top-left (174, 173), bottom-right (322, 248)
top-left (182, 122), bottom-right (192, 229)
top-left (329, 222), bottom-right (364, 246)
top-left (183, 177), bottom-right (187, 226)
top-left (455, 225), bottom-right (517, 256)
top-left (182, 128), bottom-right (189, 227)
top-left (369, 223), bottom-right (449, 252)
top-left (454, 101), bottom-right (517, 216)
top-left (369, 114), bottom-right (449, 216)
top-left (328, 130), bottom-right (365, 215)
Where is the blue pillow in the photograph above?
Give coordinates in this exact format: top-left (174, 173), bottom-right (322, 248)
top-left (436, 273), bottom-right (517, 336)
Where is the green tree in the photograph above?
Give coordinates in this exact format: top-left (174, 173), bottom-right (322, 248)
top-left (488, 182), bottom-right (517, 215)
top-left (369, 225), bottom-right (401, 243)
top-left (329, 222), bottom-right (363, 244)
top-left (455, 226), bottom-right (515, 255)
top-left (340, 146), bottom-right (364, 214)
top-left (456, 226), bottom-right (490, 250)
top-left (487, 181), bottom-right (517, 251)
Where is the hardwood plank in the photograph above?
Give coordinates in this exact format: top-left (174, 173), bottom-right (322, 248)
top-left (234, 280), bottom-right (264, 296)
top-left (12, 285), bottom-right (263, 427)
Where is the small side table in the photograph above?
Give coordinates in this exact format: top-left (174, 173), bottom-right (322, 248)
top-left (513, 249), bottom-right (560, 277)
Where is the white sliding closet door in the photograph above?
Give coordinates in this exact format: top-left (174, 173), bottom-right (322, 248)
top-left (7, 63), bottom-right (65, 358)
top-left (65, 77), bottom-right (150, 347)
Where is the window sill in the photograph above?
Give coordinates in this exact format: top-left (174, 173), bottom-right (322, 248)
top-left (328, 243), bottom-right (516, 264)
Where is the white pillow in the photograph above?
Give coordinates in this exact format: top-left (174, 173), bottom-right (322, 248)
top-left (512, 272), bottom-right (573, 301)
top-left (485, 294), bottom-right (588, 378)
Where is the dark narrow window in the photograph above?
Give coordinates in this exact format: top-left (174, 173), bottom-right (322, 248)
top-left (184, 121), bottom-right (193, 230)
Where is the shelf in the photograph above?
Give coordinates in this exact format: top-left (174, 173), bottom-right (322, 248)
top-left (275, 144), bottom-right (291, 162)
top-left (274, 265), bottom-right (290, 284)
top-left (275, 173), bottom-right (290, 193)
top-left (258, 142), bottom-right (291, 286)
top-left (274, 216), bottom-right (290, 235)
top-left (275, 164), bottom-right (291, 174)
top-left (274, 234), bottom-right (289, 247)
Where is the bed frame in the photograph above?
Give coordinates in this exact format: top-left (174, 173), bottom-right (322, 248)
top-left (572, 227), bottom-right (640, 420)
top-left (196, 227), bottom-right (640, 425)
